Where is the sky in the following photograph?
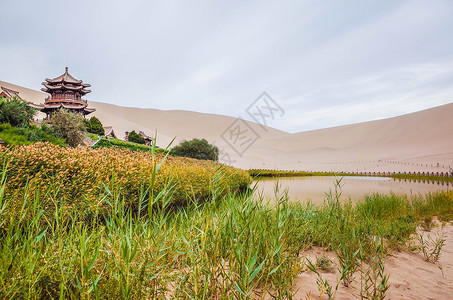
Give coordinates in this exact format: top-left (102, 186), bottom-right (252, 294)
top-left (1, 0), bottom-right (452, 133)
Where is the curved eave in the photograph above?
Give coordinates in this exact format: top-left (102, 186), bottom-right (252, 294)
top-left (42, 83), bottom-right (80, 90)
top-left (39, 102), bottom-right (95, 111)
top-left (28, 103), bottom-right (44, 109)
top-left (41, 84), bottom-right (91, 95)
top-left (45, 76), bottom-right (83, 85)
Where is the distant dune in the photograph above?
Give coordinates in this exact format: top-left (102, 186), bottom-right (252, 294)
top-left (1, 80), bottom-right (452, 173)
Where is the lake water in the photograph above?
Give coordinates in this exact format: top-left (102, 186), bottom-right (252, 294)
top-left (253, 176), bottom-right (452, 205)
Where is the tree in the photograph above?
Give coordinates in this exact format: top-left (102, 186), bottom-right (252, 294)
top-left (128, 130), bottom-right (145, 144)
top-left (84, 116), bottom-right (105, 135)
top-left (45, 109), bottom-right (86, 147)
top-left (0, 96), bottom-right (37, 127)
top-left (171, 138), bottom-right (219, 161)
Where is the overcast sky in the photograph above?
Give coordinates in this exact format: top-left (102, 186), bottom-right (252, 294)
top-left (1, 0), bottom-right (452, 133)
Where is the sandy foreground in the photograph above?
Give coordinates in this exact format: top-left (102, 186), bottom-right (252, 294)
top-left (296, 222), bottom-right (453, 300)
top-left (1, 80), bottom-right (453, 298)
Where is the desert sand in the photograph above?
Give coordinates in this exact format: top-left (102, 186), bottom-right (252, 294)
top-left (1, 80), bottom-right (453, 298)
top-left (297, 222), bottom-right (453, 300)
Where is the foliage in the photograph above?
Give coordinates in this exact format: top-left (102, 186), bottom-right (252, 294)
top-left (417, 231), bottom-right (446, 262)
top-left (316, 256), bottom-right (333, 271)
top-left (358, 237), bottom-right (390, 300)
top-left (1, 143), bottom-right (250, 215)
top-left (0, 96), bottom-right (37, 127)
top-left (0, 176), bottom-right (306, 299)
top-left (127, 130), bottom-right (145, 144)
top-left (171, 138), bottom-right (219, 162)
top-left (248, 169), bottom-right (356, 178)
top-left (0, 123), bottom-right (66, 146)
top-left (84, 116), bottom-right (105, 135)
top-left (92, 137), bottom-right (168, 154)
top-left (86, 133), bottom-right (99, 141)
top-left (391, 173), bottom-right (453, 183)
top-left (45, 109), bottom-right (86, 147)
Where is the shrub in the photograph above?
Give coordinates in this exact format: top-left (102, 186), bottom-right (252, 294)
top-left (0, 96), bottom-right (37, 127)
top-left (84, 116), bottom-right (105, 135)
top-left (171, 138), bottom-right (219, 162)
top-left (128, 130), bottom-right (145, 144)
top-left (44, 109), bottom-right (86, 147)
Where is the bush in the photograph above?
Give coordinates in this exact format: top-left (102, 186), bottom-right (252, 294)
top-left (0, 96), bottom-right (37, 127)
top-left (128, 130), bottom-right (145, 144)
top-left (171, 138), bottom-right (219, 161)
top-left (45, 110), bottom-right (86, 147)
top-left (84, 116), bottom-right (105, 136)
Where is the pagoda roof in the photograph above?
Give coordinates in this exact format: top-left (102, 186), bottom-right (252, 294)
top-left (36, 102), bottom-right (96, 115)
top-left (45, 67), bottom-right (83, 84)
top-left (41, 82), bottom-right (91, 94)
top-left (42, 67), bottom-right (91, 96)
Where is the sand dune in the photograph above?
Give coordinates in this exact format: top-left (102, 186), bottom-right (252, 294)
top-left (1, 79), bottom-right (452, 173)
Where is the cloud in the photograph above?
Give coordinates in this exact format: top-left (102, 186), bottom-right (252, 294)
top-left (276, 59), bottom-right (453, 132)
top-left (1, 0), bottom-right (452, 132)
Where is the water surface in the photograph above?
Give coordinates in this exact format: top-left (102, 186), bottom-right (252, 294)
top-left (253, 176), bottom-right (451, 205)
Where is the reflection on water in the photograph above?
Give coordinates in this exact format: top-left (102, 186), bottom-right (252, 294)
top-left (253, 176), bottom-right (451, 205)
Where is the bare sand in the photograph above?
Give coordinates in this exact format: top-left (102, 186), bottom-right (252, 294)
top-left (2, 80), bottom-right (453, 298)
top-left (296, 222), bottom-right (453, 300)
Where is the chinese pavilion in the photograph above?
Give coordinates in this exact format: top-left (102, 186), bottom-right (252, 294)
top-left (35, 67), bottom-right (95, 118)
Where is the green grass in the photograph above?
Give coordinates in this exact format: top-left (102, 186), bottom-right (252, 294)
top-left (85, 133), bottom-right (99, 140)
top-left (0, 123), bottom-right (66, 146)
top-left (92, 137), bottom-right (168, 154)
top-left (248, 169), bottom-right (350, 178)
top-left (390, 173), bottom-right (453, 183)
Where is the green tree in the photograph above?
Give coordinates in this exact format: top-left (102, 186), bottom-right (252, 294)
top-left (45, 109), bottom-right (86, 147)
top-left (171, 138), bottom-right (219, 161)
top-left (128, 130), bottom-right (145, 144)
top-left (84, 116), bottom-right (105, 135)
top-left (0, 96), bottom-right (37, 127)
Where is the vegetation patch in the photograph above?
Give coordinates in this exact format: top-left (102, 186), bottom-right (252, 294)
top-left (0, 171), bottom-right (452, 298)
top-left (0, 123), bottom-right (66, 146)
top-left (390, 173), bottom-right (453, 183)
top-left (92, 137), bottom-right (168, 154)
top-left (0, 161), bottom-right (452, 298)
top-left (248, 169), bottom-right (358, 178)
top-left (0, 143), bottom-right (250, 220)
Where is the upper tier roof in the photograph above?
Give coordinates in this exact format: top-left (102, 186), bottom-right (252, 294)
top-left (42, 67), bottom-right (91, 95)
